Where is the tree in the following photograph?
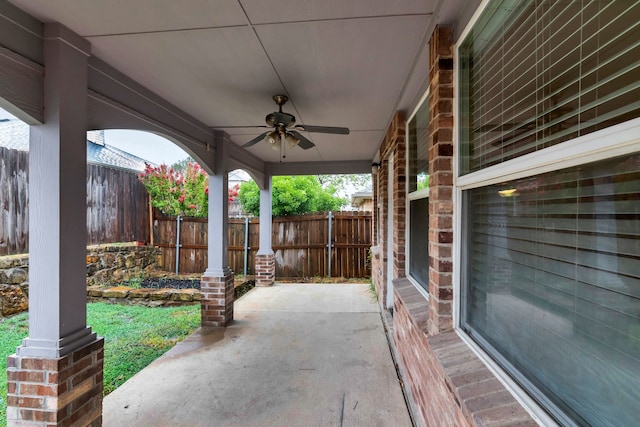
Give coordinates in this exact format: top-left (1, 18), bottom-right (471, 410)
top-left (238, 176), bottom-right (347, 216)
top-left (316, 174), bottom-right (371, 192)
top-left (138, 162), bottom-right (208, 217)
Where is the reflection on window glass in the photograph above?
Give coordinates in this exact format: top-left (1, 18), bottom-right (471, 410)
top-left (409, 101), bottom-right (429, 192)
top-left (409, 197), bottom-right (429, 291)
top-left (462, 153), bottom-right (640, 426)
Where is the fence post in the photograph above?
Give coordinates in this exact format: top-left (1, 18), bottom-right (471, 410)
top-left (175, 215), bottom-right (182, 274)
top-left (243, 216), bottom-right (249, 276)
top-left (148, 196), bottom-right (154, 246)
top-left (327, 211), bottom-right (333, 278)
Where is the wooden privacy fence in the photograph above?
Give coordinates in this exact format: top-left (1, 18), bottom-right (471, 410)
top-left (0, 146), bottom-right (150, 255)
top-left (153, 211), bottom-right (372, 278)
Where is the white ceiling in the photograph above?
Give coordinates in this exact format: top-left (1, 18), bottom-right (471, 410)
top-left (9, 0), bottom-right (458, 164)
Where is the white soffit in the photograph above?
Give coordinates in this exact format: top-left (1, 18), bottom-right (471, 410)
top-left (8, 0), bottom-right (439, 165)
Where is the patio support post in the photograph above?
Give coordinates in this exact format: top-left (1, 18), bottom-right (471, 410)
top-left (6, 24), bottom-right (104, 427)
top-left (256, 175), bottom-right (275, 286)
top-left (201, 140), bottom-right (234, 327)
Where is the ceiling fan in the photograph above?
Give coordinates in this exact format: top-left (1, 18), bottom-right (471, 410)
top-left (239, 95), bottom-right (349, 151)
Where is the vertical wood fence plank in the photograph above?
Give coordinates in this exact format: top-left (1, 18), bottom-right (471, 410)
top-left (2, 147), bottom-right (151, 255)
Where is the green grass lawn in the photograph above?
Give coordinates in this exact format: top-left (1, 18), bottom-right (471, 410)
top-left (0, 303), bottom-right (200, 427)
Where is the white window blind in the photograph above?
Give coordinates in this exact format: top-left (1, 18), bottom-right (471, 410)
top-left (459, 0), bottom-right (640, 174)
top-left (461, 152), bottom-right (640, 426)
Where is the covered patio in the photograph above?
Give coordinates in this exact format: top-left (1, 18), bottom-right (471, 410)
top-left (0, 0), bottom-right (471, 424)
top-left (102, 283), bottom-right (412, 427)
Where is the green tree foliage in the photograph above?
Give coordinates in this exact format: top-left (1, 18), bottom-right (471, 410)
top-left (316, 174), bottom-right (371, 192)
top-left (238, 176), bottom-right (347, 216)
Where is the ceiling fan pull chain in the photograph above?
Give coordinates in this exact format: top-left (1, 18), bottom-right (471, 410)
top-left (281, 135), bottom-right (287, 161)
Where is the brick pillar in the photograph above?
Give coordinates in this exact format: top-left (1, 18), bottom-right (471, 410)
top-left (201, 272), bottom-right (234, 327)
top-left (255, 253), bottom-right (275, 287)
top-left (391, 114), bottom-right (407, 280)
top-left (428, 26), bottom-right (454, 334)
top-left (6, 338), bottom-right (104, 426)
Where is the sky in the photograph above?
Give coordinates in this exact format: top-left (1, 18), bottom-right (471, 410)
top-left (0, 107), bottom-right (190, 165)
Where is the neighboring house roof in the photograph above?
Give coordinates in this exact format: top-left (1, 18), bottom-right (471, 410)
top-left (0, 119), bottom-right (28, 150)
top-left (351, 186), bottom-right (373, 208)
top-left (0, 119), bottom-right (150, 172)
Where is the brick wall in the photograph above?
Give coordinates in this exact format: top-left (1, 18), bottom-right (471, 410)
top-left (255, 253), bottom-right (275, 287)
top-left (200, 272), bottom-right (234, 327)
top-left (372, 25), bottom-right (536, 427)
top-left (427, 26), bottom-right (455, 335)
top-left (375, 111), bottom-right (407, 307)
top-left (6, 338), bottom-right (104, 426)
top-left (394, 280), bottom-right (536, 427)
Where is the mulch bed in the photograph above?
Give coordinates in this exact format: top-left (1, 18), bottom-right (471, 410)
top-left (135, 276), bottom-right (255, 300)
top-left (139, 277), bottom-right (201, 290)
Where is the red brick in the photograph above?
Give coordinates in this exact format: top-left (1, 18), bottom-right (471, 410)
top-left (7, 395), bottom-right (45, 409)
top-left (7, 370), bottom-right (46, 383)
top-left (20, 408), bottom-right (57, 422)
top-left (20, 383), bottom-right (57, 397)
top-left (7, 355), bottom-right (20, 369)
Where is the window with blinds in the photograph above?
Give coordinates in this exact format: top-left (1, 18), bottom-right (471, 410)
top-left (461, 152), bottom-right (640, 426)
top-left (459, 0), bottom-right (640, 175)
top-left (407, 96), bottom-right (429, 291)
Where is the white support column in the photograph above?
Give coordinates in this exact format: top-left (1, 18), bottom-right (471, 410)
top-left (258, 176), bottom-right (273, 255)
top-left (204, 143), bottom-right (231, 277)
top-left (201, 140), bottom-right (234, 327)
top-left (18, 24), bottom-right (96, 358)
top-left (256, 175), bottom-right (275, 286)
top-left (8, 24), bottom-right (104, 427)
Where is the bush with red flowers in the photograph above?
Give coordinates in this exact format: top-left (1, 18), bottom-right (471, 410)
top-left (138, 162), bottom-right (209, 217)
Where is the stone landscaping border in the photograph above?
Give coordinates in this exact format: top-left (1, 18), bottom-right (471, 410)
top-left (87, 279), bottom-right (255, 308)
top-left (1, 244), bottom-right (257, 316)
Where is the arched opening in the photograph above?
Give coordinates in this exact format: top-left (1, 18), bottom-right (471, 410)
top-left (1, 109), bottom-right (209, 419)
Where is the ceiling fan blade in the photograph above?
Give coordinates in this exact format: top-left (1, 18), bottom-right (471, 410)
top-left (214, 125), bottom-right (270, 129)
top-left (295, 124), bottom-right (350, 135)
top-left (290, 131), bottom-right (315, 150)
top-left (242, 132), bottom-right (268, 147)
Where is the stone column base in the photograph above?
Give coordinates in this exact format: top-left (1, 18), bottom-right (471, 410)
top-left (6, 338), bottom-right (104, 427)
top-left (201, 272), bottom-right (234, 327)
top-left (255, 253), bottom-right (275, 287)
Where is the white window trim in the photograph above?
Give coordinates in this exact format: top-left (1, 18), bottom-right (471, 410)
top-left (456, 117), bottom-right (640, 191)
top-left (452, 1), bottom-right (640, 425)
top-left (405, 88), bottom-right (430, 300)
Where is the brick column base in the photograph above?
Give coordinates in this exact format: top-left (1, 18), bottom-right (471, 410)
top-left (255, 253), bottom-right (275, 287)
top-left (201, 272), bottom-right (234, 327)
top-left (6, 338), bottom-right (104, 427)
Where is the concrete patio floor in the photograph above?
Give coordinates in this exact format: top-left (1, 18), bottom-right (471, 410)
top-left (103, 283), bottom-right (413, 427)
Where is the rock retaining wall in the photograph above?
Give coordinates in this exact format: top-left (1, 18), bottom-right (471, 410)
top-left (87, 286), bottom-right (201, 307)
top-left (0, 244), bottom-right (160, 317)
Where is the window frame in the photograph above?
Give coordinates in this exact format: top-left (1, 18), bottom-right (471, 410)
top-left (405, 88), bottom-right (430, 299)
top-left (453, 1), bottom-right (640, 425)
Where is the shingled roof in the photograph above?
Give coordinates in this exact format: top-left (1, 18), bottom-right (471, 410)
top-left (0, 119), bottom-right (150, 172)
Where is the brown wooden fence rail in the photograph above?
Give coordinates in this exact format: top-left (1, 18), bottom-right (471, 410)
top-left (0, 146), bottom-right (150, 255)
top-left (154, 211), bottom-right (372, 279)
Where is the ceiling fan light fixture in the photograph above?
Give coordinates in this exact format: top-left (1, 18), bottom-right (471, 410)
top-left (265, 130), bottom-right (281, 151)
top-left (265, 113), bottom-right (276, 127)
top-left (284, 132), bottom-right (300, 148)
